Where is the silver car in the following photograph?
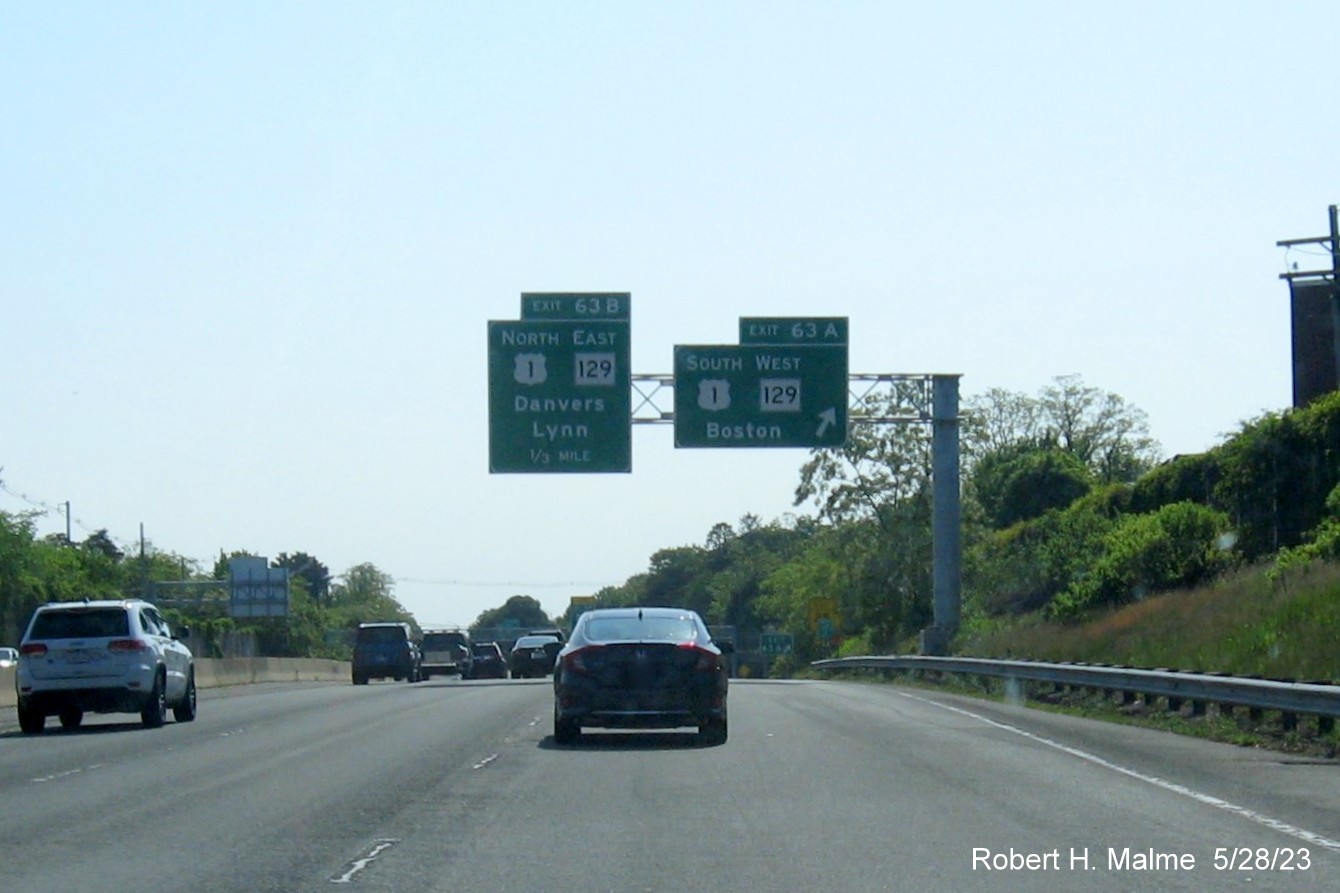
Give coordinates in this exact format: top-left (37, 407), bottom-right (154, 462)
top-left (15, 599), bottom-right (196, 733)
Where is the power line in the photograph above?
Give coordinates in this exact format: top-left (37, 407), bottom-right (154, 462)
top-left (395, 577), bottom-right (610, 589)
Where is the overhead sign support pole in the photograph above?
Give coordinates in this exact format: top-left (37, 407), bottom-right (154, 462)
top-left (923, 375), bottom-right (961, 656)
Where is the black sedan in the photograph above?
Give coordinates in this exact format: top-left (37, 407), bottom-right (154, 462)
top-left (552, 606), bottom-right (731, 746)
top-left (509, 634), bottom-right (562, 678)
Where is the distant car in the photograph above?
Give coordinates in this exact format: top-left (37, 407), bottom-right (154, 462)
top-left (508, 634), bottom-right (562, 678)
top-left (15, 599), bottom-right (196, 733)
top-left (527, 627), bottom-right (567, 644)
top-left (552, 606), bottom-right (731, 746)
top-left (462, 641), bottom-right (507, 679)
top-left (0, 646), bottom-right (18, 668)
top-left (420, 629), bottom-right (469, 678)
top-left (351, 622), bottom-right (422, 684)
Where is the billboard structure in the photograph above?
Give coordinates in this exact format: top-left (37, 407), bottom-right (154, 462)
top-left (1279, 205), bottom-right (1340, 408)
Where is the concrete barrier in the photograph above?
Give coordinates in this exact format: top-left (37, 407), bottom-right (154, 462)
top-left (0, 658), bottom-right (350, 709)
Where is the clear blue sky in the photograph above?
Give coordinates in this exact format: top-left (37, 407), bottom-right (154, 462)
top-left (3, 1), bottom-right (1335, 626)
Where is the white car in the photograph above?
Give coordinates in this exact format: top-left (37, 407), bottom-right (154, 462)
top-left (0, 646), bottom-right (18, 668)
top-left (15, 599), bottom-right (196, 733)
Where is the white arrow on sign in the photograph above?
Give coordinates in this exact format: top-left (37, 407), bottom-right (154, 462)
top-left (815, 407), bottom-right (837, 437)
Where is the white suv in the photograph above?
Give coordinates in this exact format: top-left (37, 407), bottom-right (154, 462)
top-left (15, 599), bottom-right (196, 733)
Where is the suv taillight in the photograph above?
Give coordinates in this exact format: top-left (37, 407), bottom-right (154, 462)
top-left (108, 639), bottom-right (149, 652)
top-left (20, 643), bottom-right (48, 657)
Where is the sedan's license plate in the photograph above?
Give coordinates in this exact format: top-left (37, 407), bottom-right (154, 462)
top-left (531, 650), bottom-right (546, 658)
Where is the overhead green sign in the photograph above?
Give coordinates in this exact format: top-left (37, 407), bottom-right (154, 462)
top-left (488, 299), bottom-right (631, 472)
top-left (673, 342), bottom-right (848, 449)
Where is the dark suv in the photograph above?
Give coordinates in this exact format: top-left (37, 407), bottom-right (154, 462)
top-left (351, 622), bottom-right (421, 684)
top-left (461, 641), bottom-right (507, 679)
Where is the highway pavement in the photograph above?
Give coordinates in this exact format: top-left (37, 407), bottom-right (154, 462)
top-left (2, 676), bottom-right (1338, 892)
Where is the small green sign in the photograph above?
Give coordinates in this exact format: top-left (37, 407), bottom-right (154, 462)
top-left (760, 633), bottom-right (794, 655)
top-left (739, 317), bottom-right (848, 345)
top-left (521, 292), bottom-right (630, 321)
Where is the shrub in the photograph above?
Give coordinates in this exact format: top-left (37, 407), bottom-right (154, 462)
top-left (1052, 501), bottom-right (1235, 618)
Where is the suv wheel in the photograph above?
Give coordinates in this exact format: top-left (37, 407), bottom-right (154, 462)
top-left (59, 707), bottom-right (84, 729)
top-left (173, 670), bottom-right (198, 722)
top-left (17, 700), bottom-right (45, 734)
top-left (141, 672), bottom-right (167, 728)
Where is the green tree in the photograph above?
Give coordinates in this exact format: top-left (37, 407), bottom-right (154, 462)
top-left (274, 551), bottom-right (332, 605)
top-left (973, 443), bottom-right (1093, 529)
top-left (794, 405), bottom-right (932, 526)
top-left (472, 594), bottom-right (551, 633)
top-left (329, 562), bottom-right (415, 629)
top-left (640, 545), bottom-right (714, 616)
top-left (1037, 374), bottom-right (1160, 483)
top-left (965, 375), bottom-right (1160, 484)
top-left (1051, 501), bottom-right (1235, 617)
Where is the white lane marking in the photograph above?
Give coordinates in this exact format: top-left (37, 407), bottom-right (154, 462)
top-left (31, 763), bottom-right (105, 784)
top-left (904, 691), bottom-right (1340, 853)
top-left (472, 753), bottom-right (499, 770)
top-left (330, 839), bottom-right (398, 884)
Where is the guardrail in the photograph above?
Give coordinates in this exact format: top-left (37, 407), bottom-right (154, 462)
top-left (811, 655), bottom-right (1340, 732)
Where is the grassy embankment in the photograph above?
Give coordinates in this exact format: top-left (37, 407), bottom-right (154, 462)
top-left (960, 561), bottom-right (1340, 682)
top-left (929, 561), bottom-right (1340, 754)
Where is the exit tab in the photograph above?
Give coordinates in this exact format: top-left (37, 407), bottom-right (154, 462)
top-left (522, 292), bottom-right (630, 321)
top-left (740, 316), bottom-right (847, 345)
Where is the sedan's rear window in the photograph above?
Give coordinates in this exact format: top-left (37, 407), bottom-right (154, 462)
top-left (513, 636), bottom-right (558, 649)
top-left (582, 616), bottom-right (699, 643)
top-left (29, 608), bottom-right (130, 640)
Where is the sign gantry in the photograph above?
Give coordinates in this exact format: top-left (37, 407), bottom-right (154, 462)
top-left (486, 293), bottom-right (961, 655)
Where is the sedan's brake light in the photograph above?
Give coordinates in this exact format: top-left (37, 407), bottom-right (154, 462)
top-left (20, 642), bottom-right (47, 657)
top-left (677, 642), bottom-right (720, 672)
top-left (562, 645), bottom-right (601, 674)
top-left (108, 639), bottom-right (149, 652)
